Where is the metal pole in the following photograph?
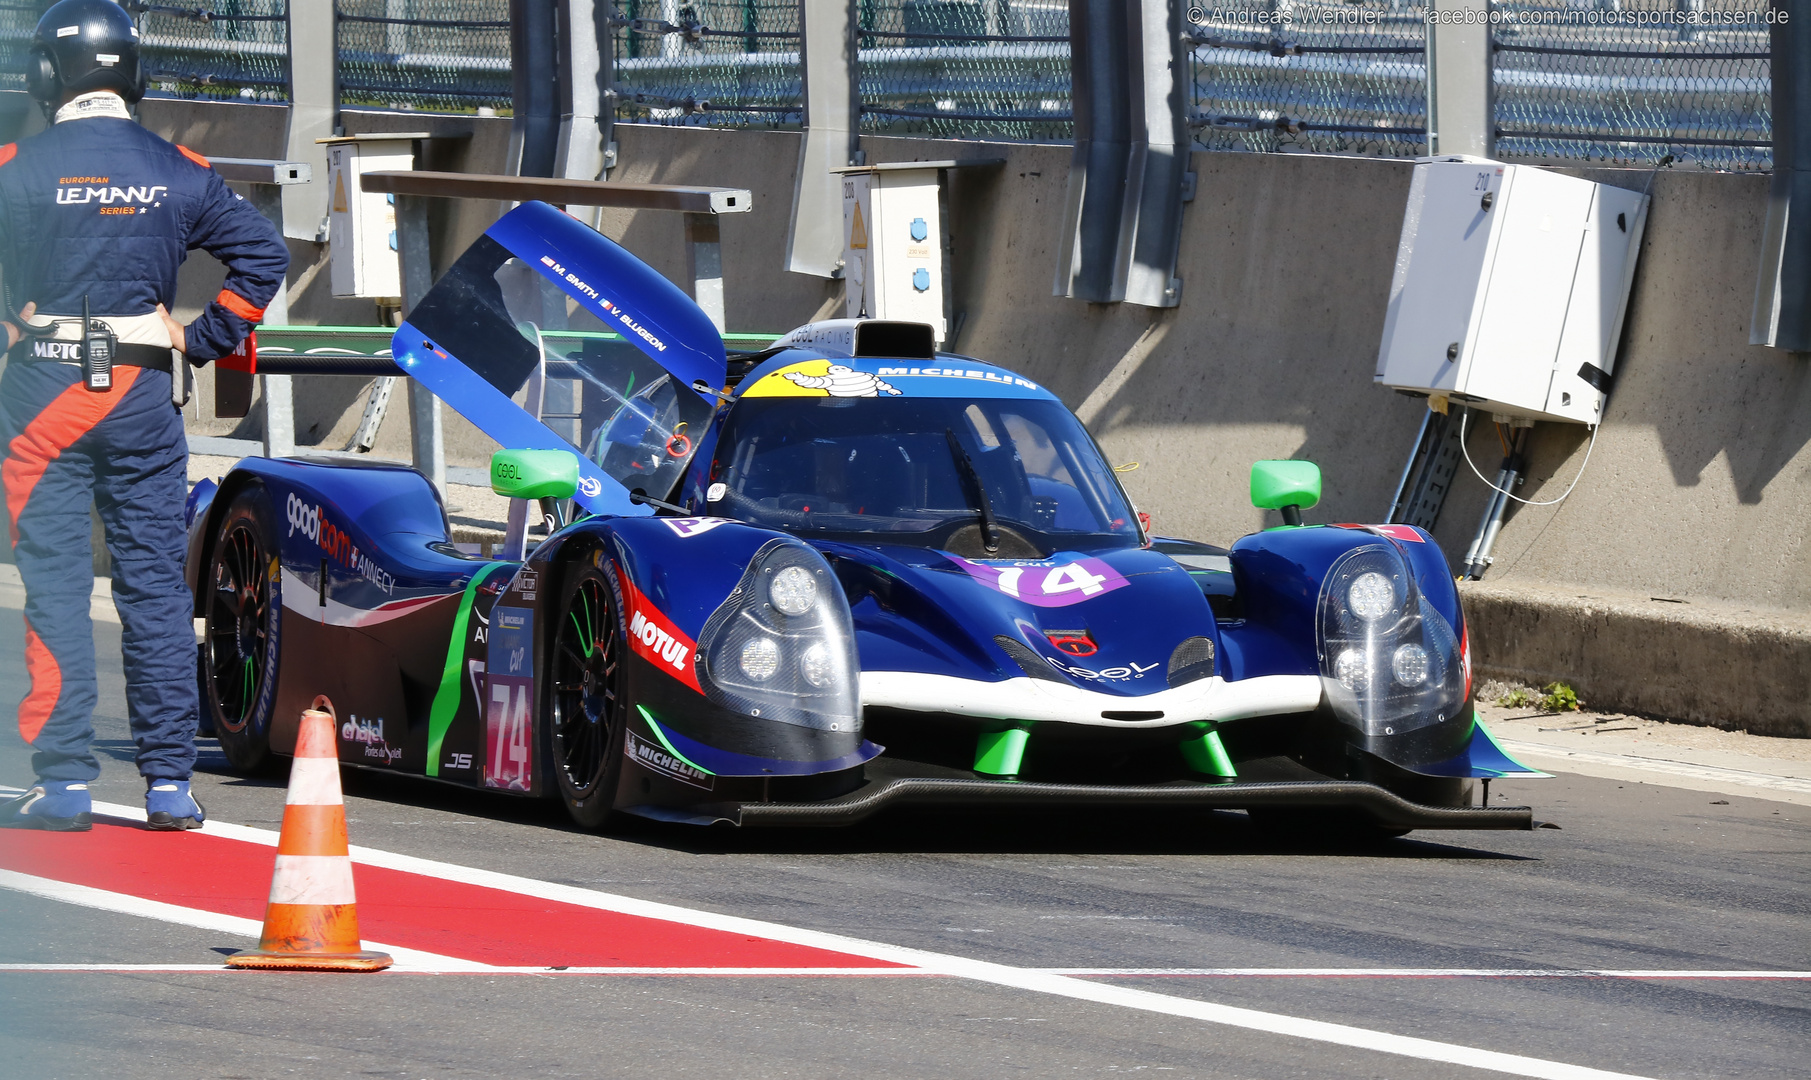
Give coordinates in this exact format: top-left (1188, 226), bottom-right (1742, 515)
top-left (1053, 0), bottom-right (1186, 307)
top-left (509, 0), bottom-right (562, 179)
top-left (1751, 0), bottom-right (1811, 351)
top-left (246, 182), bottom-right (295, 458)
top-left (786, 0), bottom-right (861, 277)
top-left (283, 2), bottom-right (337, 240)
top-left (1122, 0), bottom-right (1188, 309)
top-left (557, 0), bottom-right (615, 199)
top-left (395, 192), bottom-right (444, 495)
top-left (1425, 0), bottom-right (1494, 158)
top-left (1386, 409), bottom-right (1434, 523)
top-left (685, 212), bottom-right (727, 331)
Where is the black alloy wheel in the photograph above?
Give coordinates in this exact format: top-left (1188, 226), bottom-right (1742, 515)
top-left (201, 487), bottom-right (281, 773)
top-left (550, 560), bottom-right (627, 830)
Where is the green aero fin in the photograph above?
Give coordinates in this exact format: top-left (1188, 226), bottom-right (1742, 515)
top-left (975, 727), bottom-right (1030, 778)
top-left (1181, 723), bottom-right (1237, 779)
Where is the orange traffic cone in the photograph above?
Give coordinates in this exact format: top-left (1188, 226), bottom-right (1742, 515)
top-left (227, 697), bottom-right (392, 972)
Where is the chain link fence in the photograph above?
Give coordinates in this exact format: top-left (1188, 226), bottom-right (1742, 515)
top-left (610, 0), bottom-right (803, 126)
top-left (1493, 0), bottom-right (1772, 169)
top-left (0, 1), bottom-right (291, 101)
top-left (337, 1), bottom-right (511, 112)
top-left (856, 0), bottom-right (1071, 141)
top-left (0, 2), bottom-right (39, 95)
top-left (1187, 1), bottom-right (1429, 156)
top-left (141, 0), bottom-right (290, 101)
top-left (0, 1), bottom-right (1778, 168)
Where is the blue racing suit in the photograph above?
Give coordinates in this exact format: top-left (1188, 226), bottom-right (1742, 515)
top-left (0, 94), bottom-right (288, 784)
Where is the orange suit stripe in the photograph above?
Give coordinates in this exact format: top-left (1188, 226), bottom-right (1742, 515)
top-left (3, 366), bottom-right (140, 547)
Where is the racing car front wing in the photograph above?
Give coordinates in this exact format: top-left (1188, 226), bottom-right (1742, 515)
top-left (631, 769), bottom-right (1539, 830)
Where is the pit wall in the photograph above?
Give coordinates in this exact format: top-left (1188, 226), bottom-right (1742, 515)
top-left (38, 97), bottom-right (1804, 732)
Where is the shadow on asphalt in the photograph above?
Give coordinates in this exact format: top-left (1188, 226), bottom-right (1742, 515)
top-left (191, 739), bottom-right (1535, 862)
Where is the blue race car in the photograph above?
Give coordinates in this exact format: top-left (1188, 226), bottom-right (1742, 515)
top-left (185, 202), bottom-right (1545, 835)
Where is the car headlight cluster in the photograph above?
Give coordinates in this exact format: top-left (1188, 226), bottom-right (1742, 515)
top-left (695, 539), bottom-right (861, 732)
top-left (1316, 543), bottom-right (1464, 738)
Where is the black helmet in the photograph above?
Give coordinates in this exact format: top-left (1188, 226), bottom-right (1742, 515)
top-left (27, 0), bottom-right (144, 106)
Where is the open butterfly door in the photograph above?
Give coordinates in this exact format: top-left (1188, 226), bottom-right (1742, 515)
top-left (392, 201), bottom-right (727, 517)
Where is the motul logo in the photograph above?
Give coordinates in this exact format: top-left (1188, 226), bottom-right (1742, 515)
top-left (629, 608), bottom-right (691, 673)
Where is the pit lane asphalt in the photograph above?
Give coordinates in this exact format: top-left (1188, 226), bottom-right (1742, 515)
top-left (0, 614), bottom-right (1806, 1079)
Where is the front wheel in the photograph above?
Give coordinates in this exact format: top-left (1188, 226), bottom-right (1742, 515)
top-left (548, 558), bottom-right (628, 830)
top-left (198, 485), bottom-right (282, 774)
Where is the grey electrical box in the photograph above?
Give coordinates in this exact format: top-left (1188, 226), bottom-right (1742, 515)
top-left (1376, 157), bottom-right (1648, 425)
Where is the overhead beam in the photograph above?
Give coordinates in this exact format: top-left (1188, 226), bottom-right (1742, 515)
top-left (360, 171), bottom-right (752, 214)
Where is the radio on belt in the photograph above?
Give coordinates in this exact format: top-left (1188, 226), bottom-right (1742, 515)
top-left (81, 294), bottom-right (115, 393)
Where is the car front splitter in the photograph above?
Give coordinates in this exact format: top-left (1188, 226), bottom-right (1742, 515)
top-left (711, 778), bottom-right (1537, 830)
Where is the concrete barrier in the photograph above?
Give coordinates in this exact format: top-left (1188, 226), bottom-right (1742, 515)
top-left (1461, 581), bottom-right (1811, 737)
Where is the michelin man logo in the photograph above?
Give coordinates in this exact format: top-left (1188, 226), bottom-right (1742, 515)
top-left (780, 364), bottom-right (902, 397)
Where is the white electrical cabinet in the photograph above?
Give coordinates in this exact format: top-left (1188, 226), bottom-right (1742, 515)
top-left (1375, 157), bottom-right (1648, 425)
top-left (320, 133), bottom-right (427, 300)
top-left (837, 164), bottom-right (948, 343)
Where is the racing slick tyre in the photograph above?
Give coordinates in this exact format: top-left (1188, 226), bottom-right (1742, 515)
top-left (549, 558), bottom-right (629, 831)
top-left (198, 485), bottom-right (282, 774)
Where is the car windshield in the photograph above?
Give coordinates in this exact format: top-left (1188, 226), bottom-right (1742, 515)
top-left (402, 234), bottom-right (714, 501)
top-left (709, 395), bottom-right (1141, 548)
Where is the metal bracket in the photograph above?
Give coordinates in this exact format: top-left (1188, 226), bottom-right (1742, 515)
top-left (1386, 403), bottom-right (1467, 531)
top-left (348, 376), bottom-right (397, 453)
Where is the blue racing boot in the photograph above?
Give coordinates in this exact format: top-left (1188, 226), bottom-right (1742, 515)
top-left (0, 781), bottom-right (93, 832)
top-left (145, 778), bottom-right (205, 831)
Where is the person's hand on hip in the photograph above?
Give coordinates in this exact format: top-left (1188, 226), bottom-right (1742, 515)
top-left (154, 303), bottom-right (187, 354)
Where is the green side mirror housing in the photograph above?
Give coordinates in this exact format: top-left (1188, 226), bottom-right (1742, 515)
top-left (1250, 460), bottom-right (1322, 526)
top-left (491, 449), bottom-right (579, 501)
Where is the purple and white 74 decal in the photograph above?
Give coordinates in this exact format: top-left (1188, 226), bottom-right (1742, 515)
top-left (946, 554), bottom-right (1130, 608)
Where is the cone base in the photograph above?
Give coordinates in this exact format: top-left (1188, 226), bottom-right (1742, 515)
top-left (225, 948), bottom-right (393, 972)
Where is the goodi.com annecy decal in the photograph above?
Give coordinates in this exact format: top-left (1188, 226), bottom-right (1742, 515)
top-left (286, 492), bottom-right (395, 595)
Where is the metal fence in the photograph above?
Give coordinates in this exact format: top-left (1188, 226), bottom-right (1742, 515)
top-left (856, 0), bottom-right (1071, 141)
top-left (0, 1), bottom-right (1775, 168)
top-left (142, 0), bottom-right (290, 101)
top-left (336, 0), bottom-right (511, 112)
top-left (610, 0), bottom-right (804, 126)
top-left (0, 2), bottom-right (38, 95)
top-left (1187, 0), bottom-right (1428, 156)
top-left (1493, 0), bottom-right (1772, 169)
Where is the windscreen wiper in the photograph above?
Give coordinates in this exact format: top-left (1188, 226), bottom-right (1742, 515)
top-left (944, 427), bottom-right (1001, 555)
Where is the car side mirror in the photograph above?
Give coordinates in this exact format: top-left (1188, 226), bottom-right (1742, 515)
top-left (491, 448), bottom-right (579, 501)
top-left (1250, 459), bottom-right (1321, 527)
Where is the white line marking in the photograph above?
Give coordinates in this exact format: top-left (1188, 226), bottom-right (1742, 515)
top-left (30, 801), bottom-right (1660, 1079)
top-left (1498, 739), bottom-right (1811, 796)
top-left (1042, 968), bottom-right (1811, 980)
top-left (0, 870), bottom-right (492, 973)
top-left (0, 964), bottom-right (924, 976)
top-left (0, 964), bottom-right (1800, 982)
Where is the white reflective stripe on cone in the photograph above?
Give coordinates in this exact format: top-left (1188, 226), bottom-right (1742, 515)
top-left (267, 854), bottom-right (358, 905)
top-left (284, 757), bottom-right (344, 806)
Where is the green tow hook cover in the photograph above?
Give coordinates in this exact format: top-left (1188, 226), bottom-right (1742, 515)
top-left (975, 726), bottom-right (1030, 778)
top-left (491, 448), bottom-right (579, 501)
top-left (1249, 459), bottom-right (1322, 527)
